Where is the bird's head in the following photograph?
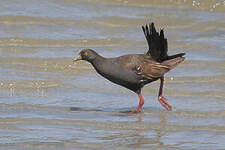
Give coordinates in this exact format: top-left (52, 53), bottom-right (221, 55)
top-left (73, 49), bottom-right (98, 63)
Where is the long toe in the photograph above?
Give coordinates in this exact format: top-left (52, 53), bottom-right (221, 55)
top-left (158, 95), bottom-right (172, 111)
top-left (130, 108), bottom-right (141, 114)
top-left (130, 110), bottom-right (138, 114)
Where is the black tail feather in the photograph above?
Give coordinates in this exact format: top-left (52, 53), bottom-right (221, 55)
top-left (165, 53), bottom-right (185, 60)
top-left (142, 22), bottom-right (185, 62)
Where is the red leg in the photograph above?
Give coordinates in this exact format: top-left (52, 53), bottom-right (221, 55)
top-left (130, 93), bottom-right (144, 114)
top-left (158, 77), bottom-right (172, 111)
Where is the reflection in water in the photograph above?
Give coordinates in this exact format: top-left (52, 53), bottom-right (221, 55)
top-left (156, 112), bottom-right (167, 149)
top-left (137, 112), bottom-right (143, 122)
top-left (119, 111), bottom-right (168, 149)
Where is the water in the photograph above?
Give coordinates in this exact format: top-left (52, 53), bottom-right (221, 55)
top-left (0, 0), bottom-right (225, 149)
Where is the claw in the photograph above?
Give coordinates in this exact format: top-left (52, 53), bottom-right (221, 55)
top-left (158, 95), bottom-right (172, 111)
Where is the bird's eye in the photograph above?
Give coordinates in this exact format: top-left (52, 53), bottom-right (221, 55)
top-left (84, 52), bottom-right (88, 56)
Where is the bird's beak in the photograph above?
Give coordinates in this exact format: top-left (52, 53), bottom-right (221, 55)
top-left (73, 54), bottom-right (82, 62)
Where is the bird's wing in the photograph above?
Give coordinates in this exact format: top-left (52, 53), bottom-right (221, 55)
top-left (135, 59), bottom-right (170, 80)
top-left (117, 55), bottom-right (169, 81)
top-left (142, 22), bottom-right (168, 62)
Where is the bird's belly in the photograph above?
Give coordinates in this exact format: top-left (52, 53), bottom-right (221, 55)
top-left (98, 69), bottom-right (142, 92)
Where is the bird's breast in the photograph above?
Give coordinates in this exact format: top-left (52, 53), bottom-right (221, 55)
top-left (92, 61), bottom-right (141, 88)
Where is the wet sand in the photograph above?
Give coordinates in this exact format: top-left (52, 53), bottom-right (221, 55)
top-left (0, 0), bottom-right (225, 149)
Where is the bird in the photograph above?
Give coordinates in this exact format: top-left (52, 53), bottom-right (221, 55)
top-left (73, 22), bottom-right (185, 113)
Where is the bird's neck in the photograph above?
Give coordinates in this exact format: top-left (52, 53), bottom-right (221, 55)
top-left (90, 54), bottom-right (106, 74)
top-left (90, 53), bottom-right (105, 66)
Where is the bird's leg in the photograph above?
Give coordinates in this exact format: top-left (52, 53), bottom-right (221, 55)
top-left (158, 77), bottom-right (172, 111)
top-left (130, 92), bottom-right (144, 114)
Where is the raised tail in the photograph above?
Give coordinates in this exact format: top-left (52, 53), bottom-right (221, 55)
top-left (142, 22), bottom-right (168, 62)
top-left (166, 53), bottom-right (185, 60)
top-left (161, 56), bottom-right (185, 70)
top-left (142, 22), bottom-right (185, 62)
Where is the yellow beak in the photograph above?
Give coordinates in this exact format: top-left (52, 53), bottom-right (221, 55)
top-left (73, 54), bottom-right (82, 62)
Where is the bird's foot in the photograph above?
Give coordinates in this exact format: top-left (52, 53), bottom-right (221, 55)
top-left (158, 95), bottom-right (172, 111)
top-left (130, 105), bottom-right (144, 114)
top-left (130, 108), bottom-right (142, 114)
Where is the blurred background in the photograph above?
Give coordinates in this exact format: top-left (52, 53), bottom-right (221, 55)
top-left (0, 0), bottom-right (225, 149)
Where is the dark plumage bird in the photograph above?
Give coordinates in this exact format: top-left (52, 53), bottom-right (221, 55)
top-left (74, 22), bottom-right (185, 113)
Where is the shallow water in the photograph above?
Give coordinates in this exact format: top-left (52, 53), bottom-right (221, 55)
top-left (0, 0), bottom-right (225, 149)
